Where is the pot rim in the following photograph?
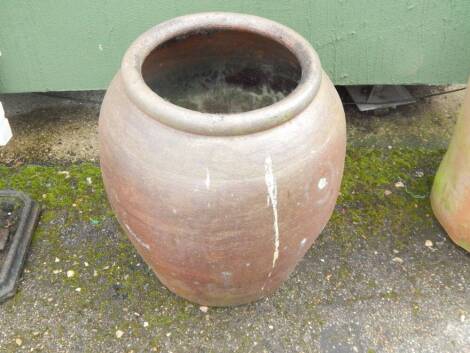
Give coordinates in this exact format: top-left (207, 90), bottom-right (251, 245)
top-left (121, 12), bottom-right (322, 136)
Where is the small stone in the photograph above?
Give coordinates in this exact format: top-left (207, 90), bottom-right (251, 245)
top-left (395, 181), bottom-right (405, 188)
top-left (75, 287), bottom-right (81, 292)
top-left (47, 298), bottom-right (53, 303)
top-left (425, 240), bottom-right (433, 248)
top-left (392, 257), bottom-right (404, 264)
top-left (384, 189), bottom-right (392, 196)
top-left (52, 269), bottom-right (62, 274)
top-left (15, 338), bottom-right (22, 346)
top-left (84, 262), bottom-right (89, 267)
top-left (268, 325), bottom-right (274, 330)
top-left (86, 177), bottom-right (93, 185)
top-left (55, 257), bottom-right (60, 263)
top-left (166, 332), bottom-right (172, 337)
top-left (115, 330), bottom-right (124, 338)
top-left (66, 270), bottom-right (75, 278)
top-left (460, 314), bottom-right (466, 322)
top-left (33, 331), bottom-right (40, 336)
top-left (199, 306), bottom-right (209, 313)
top-left (393, 249), bottom-right (399, 254)
top-left (93, 270), bottom-right (98, 277)
top-left (416, 171), bottom-right (424, 178)
top-left (143, 321), bottom-right (149, 328)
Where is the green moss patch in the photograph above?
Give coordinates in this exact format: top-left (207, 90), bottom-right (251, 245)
top-left (0, 146), bottom-right (449, 349)
top-left (331, 147), bottom-right (444, 252)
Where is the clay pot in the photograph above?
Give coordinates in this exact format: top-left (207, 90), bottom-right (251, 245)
top-left (99, 13), bottom-right (346, 306)
top-left (431, 80), bottom-right (470, 252)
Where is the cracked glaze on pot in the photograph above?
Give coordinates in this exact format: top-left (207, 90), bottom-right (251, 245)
top-left (99, 12), bottom-right (346, 306)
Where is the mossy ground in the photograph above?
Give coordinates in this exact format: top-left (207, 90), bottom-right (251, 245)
top-left (0, 88), bottom-right (469, 352)
top-left (1, 145), bottom-right (468, 352)
top-left (333, 147), bottom-right (442, 252)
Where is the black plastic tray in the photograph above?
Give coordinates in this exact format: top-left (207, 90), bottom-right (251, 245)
top-left (0, 190), bottom-right (40, 302)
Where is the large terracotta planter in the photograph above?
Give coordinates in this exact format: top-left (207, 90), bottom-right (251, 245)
top-left (431, 80), bottom-right (470, 252)
top-left (99, 13), bottom-right (346, 306)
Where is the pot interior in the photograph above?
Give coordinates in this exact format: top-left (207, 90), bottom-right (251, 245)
top-left (142, 30), bottom-right (302, 114)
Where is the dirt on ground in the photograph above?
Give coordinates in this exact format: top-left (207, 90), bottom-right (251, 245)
top-left (0, 86), bottom-right (468, 353)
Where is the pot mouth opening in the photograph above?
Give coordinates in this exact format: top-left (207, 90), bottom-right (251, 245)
top-left (121, 12), bottom-right (322, 136)
top-left (142, 29), bottom-right (302, 114)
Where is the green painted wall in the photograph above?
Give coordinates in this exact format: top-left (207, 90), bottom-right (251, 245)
top-left (1, 0), bottom-right (469, 93)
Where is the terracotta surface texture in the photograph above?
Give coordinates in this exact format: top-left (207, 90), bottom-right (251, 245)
top-left (432, 79), bottom-right (470, 252)
top-left (99, 13), bottom-right (346, 306)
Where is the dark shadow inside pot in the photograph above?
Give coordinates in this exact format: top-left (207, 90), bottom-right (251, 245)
top-left (142, 30), bottom-right (302, 114)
